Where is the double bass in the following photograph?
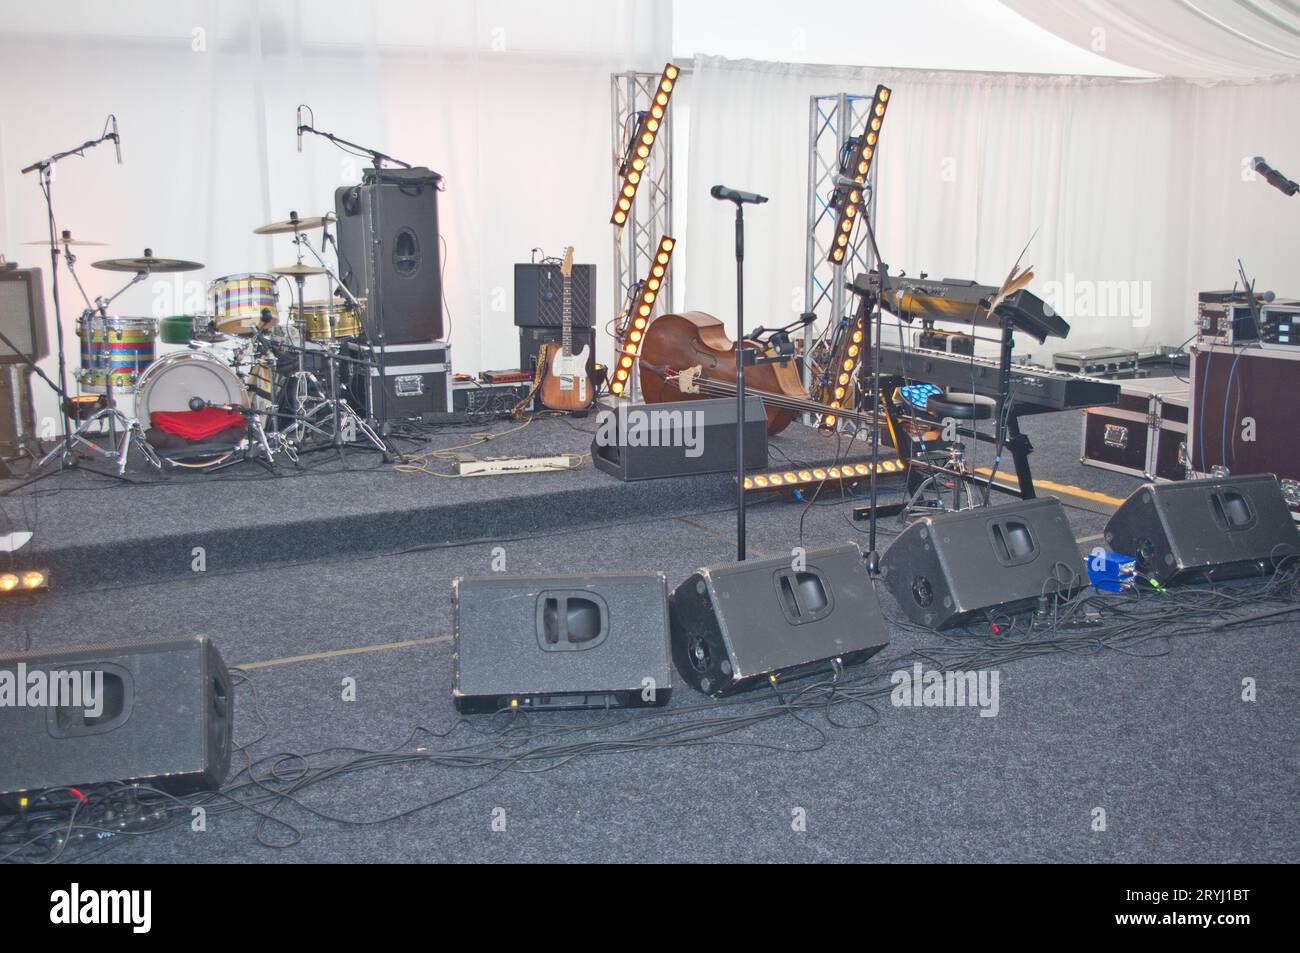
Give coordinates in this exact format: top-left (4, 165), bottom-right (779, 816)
top-left (638, 311), bottom-right (877, 435)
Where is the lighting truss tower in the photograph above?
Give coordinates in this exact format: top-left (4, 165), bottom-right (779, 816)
top-left (610, 69), bottom-right (675, 399)
top-left (803, 93), bottom-right (879, 423)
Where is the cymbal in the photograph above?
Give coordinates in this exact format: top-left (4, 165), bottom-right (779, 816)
top-left (271, 264), bottom-right (328, 276)
top-left (92, 253), bottom-right (203, 273)
top-left (254, 214), bottom-right (334, 236)
top-left (25, 234), bottom-right (107, 246)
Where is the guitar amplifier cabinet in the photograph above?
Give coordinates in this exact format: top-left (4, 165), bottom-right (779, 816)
top-left (1081, 378), bottom-right (1189, 481)
top-left (347, 340), bottom-right (452, 423)
top-left (514, 263), bottom-right (595, 328)
top-left (520, 327), bottom-right (597, 381)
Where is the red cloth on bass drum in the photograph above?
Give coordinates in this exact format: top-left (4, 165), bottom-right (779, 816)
top-left (149, 408), bottom-right (247, 440)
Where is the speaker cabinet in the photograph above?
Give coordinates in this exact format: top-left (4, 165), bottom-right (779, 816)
top-left (880, 497), bottom-right (1085, 630)
top-left (1103, 474), bottom-right (1300, 587)
top-left (668, 542), bottom-right (889, 696)
top-left (591, 397), bottom-right (768, 481)
top-left (514, 263), bottom-right (595, 328)
top-left (0, 637), bottom-right (232, 804)
top-left (452, 573), bottom-right (673, 714)
top-left (335, 167), bottom-right (443, 345)
top-left (0, 266), bottom-right (49, 364)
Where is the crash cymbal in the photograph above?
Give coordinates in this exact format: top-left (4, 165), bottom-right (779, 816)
top-left (254, 213), bottom-right (334, 236)
top-left (271, 264), bottom-right (328, 276)
top-left (25, 231), bottom-right (107, 247)
top-left (91, 251), bottom-right (204, 273)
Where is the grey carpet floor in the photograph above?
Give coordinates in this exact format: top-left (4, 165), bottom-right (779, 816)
top-left (2, 408), bottom-right (1296, 863)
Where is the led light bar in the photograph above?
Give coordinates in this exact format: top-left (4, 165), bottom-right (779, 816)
top-left (815, 309), bottom-right (867, 431)
top-left (610, 235), bottom-right (675, 397)
top-left (827, 84), bottom-right (890, 265)
top-left (741, 458), bottom-right (906, 492)
top-left (0, 569), bottom-right (49, 595)
top-left (611, 63), bottom-right (679, 227)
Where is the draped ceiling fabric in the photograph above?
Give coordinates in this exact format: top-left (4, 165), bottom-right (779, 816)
top-left (1000, 0), bottom-right (1300, 79)
top-left (683, 55), bottom-right (1300, 360)
top-left (0, 0), bottom-right (671, 425)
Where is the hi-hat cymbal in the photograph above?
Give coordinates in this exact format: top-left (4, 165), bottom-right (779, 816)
top-left (254, 213), bottom-right (334, 236)
top-left (271, 264), bottom-right (328, 276)
top-left (92, 252), bottom-right (204, 273)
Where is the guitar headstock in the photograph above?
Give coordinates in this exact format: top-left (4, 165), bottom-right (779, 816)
top-left (560, 246), bottom-right (574, 278)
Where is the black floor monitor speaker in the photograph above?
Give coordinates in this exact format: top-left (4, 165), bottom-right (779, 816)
top-left (1103, 474), bottom-right (1300, 587)
top-left (591, 397), bottom-right (768, 481)
top-left (335, 167), bottom-right (443, 345)
top-left (514, 262), bottom-right (595, 328)
top-left (880, 497), bottom-right (1085, 630)
top-left (0, 637), bottom-right (232, 805)
top-left (452, 572), bottom-right (673, 713)
top-left (668, 541), bottom-right (889, 696)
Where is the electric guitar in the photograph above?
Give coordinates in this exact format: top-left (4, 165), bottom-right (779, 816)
top-left (538, 246), bottom-right (593, 411)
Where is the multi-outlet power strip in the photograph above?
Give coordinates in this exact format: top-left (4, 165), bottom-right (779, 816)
top-left (453, 455), bottom-right (583, 477)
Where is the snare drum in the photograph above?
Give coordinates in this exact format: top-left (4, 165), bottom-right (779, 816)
top-left (210, 273), bottom-right (279, 335)
top-left (77, 315), bottom-right (158, 394)
top-left (301, 298), bottom-right (363, 341)
top-left (134, 350), bottom-right (250, 431)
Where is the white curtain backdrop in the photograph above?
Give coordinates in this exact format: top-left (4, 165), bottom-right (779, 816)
top-left (0, 0), bottom-right (671, 425)
top-left (1002, 0), bottom-right (1300, 79)
top-left (683, 55), bottom-right (1300, 362)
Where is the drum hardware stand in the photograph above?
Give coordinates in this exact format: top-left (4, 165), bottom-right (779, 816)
top-left (20, 121), bottom-right (119, 473)
top-left (291, 230), bottom-right (387, 455)
top-left (35, 262), bottom-right (157, 475)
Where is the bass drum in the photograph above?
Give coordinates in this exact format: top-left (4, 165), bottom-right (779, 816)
top-left (134, 350), bottom-right (250, 431)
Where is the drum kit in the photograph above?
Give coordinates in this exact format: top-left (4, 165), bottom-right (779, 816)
top-left (27, 212), bottom-right (386, 476)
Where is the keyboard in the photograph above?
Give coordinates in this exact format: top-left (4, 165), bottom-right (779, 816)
top-left (876, 346), bottom-right (1121, 413)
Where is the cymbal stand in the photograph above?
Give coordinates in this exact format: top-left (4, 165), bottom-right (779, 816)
top-left (36, 264), bottom-right (159, 475)
top-left (291, 230), bottom-right (385, 454)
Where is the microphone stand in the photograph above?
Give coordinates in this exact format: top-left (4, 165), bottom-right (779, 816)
top-left (851, 198), bottom-right (893, 576)
top-left (298, 121), bottom-right (418, 174)
top-left (20, 124), bottom-right (119, 471)
top-left (713, 188), bottom-right (771, 561)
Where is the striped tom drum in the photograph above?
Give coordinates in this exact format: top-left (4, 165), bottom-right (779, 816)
top-left (210, 273), bottom-right (278, 335)
top-left (76, 315), bottom-right (157, 394)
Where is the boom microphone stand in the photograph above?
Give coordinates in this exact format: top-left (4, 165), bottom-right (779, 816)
top-left (711, 185), bottom-right (768, 561)
top-left (20, 118), bottom-right (121, 469)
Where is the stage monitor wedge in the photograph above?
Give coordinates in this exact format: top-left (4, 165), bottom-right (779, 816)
top-left (1103, 474), bottom-right (1300, 587)
top-left (669, 541), bottom-right (889, 696)
top-left (880, 497), bottom-right (1085, 630)
top-left (0, 636), bottom-right (232, 807)
top-left (452, 572), bottom-right (673, 714)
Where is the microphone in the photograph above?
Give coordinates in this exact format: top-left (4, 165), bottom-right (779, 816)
top-left (111, 115), bottom-right (122, 164)
top-left (297, 105), bottom-right (304, 153)
top-left (711, 184), bottom-right (768, 205)
top-left (189, 396), bottom-right (250, 415)
top-left (832, 174), bottom-right (868, 191)
top-left (1251, 156), bottom-right (1298, 197)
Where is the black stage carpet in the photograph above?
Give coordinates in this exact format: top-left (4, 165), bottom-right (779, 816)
top-left (1, 409), bottom-right (1296, 863)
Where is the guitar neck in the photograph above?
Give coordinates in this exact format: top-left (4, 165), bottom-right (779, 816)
top-left (561, 274), bottom-right (573, 356)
